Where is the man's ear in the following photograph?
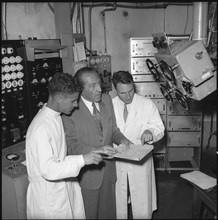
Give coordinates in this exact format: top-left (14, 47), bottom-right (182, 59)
top-left (55, 94), bottom-right (63, 103)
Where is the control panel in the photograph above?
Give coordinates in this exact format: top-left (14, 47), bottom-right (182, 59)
top-left (2, 40), bottom-right (29, 148)
top-left (130, 37), bottom-right (157, 57)
top-left (22, 39), bottom-right (63, 120)
top-left (2, 39), bottom-right (64, 149)
top-left (26, 57), bottom-right (62, 119)
top-left (2, 141), bottom-right (28, 219)
top-left (88, 55), bottom-right (112, 92)
top-left (2, 141), bottom-right (27, 179)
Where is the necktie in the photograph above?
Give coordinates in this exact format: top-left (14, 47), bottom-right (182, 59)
top-left (123, 104), bottom-right (128, 122)
top-left (92, 102), bottom-right (103, 132)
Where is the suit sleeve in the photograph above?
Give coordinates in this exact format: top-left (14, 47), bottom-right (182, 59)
top-left (62, 114), bottom-right (94, 155)
top-left (62, 115), bottom-right (80, 154)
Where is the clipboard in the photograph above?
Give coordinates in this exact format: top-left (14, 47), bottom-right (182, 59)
top-left (113, 144), bottom-right (154, 161)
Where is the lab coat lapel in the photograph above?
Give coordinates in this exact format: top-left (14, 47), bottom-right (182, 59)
top-left (115, 100), bottom-right (126, 130)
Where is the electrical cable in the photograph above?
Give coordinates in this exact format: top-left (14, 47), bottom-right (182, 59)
top-left (101, 3), bottom-right (117, 54)
top-left (5, 2), bottom-right (8, 40)
top-left (183, 6), bottom-right (189, 34)
top-left (70, 2), bottom-right (76, 26)
top-left (88, 3), bottom-right (93, 52)
top-left (76, 3), bottom-right (81, 33)
top-left (83, 2), bottom-right (193, 9)
top-left (102, 13), bottom-right (107, 54)
top-left (1, 3), bottom-right (5, 40)
top-left (84, 2), bottom-right (193, 53)
top-left (163, 7), bottom-right (165, 32)
top-left (206, 104), bottom-right (216, 150)
top-left (81, 2), bottom-right (85, 35)
top-left (47, 3), bottom-right (54, 13)
top-left (207, 2), bottom-right (217, 46)
top-left (83, 2), bottom-right (170, 9)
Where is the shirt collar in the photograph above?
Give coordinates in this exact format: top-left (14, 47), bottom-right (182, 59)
top-left (81, 96), bottom-right (100, 112)
top-left (44, 104), bottom-right (61, 117)
top-left (120, 94), bottom-right (136, 110)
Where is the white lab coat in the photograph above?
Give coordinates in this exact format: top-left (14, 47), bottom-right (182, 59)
top-left (113, 94), bottom-right (165, 219)
top-left (25, 105), bottom-right (86, 219)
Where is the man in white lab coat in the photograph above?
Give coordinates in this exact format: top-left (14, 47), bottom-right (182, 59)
top-left (25, 72), bottom-right (106, 219)
top-left (112, 71), bottom-right (165, 219)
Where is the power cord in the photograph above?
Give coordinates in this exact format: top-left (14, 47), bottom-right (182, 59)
top-left (206, 131), bottom-right (217, 150)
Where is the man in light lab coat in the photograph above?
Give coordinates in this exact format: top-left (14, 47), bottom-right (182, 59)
top-left (112, 71), bottom-right (165, 219)
top-left (25, 72), bottom-right (107, 219)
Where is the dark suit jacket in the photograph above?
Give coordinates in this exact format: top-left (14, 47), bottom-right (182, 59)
top-left (62, 94), bottom-right (126, 190)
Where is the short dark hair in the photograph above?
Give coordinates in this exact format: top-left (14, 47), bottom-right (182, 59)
top-left (74, 67), bottom-right (98, 90)
top-left (112, 71), bottom-right (133, 89)
top-left (47, 72), bottom-right (79, 96)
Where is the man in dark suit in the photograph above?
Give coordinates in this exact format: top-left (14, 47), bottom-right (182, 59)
top-left (62, 67), bottom-right (131, 219)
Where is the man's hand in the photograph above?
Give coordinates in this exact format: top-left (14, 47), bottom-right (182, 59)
top-left (99, 145), bottom-right (118, 158)
top-left (83, 150), bottom-right (103, 165)
top-left (140, 129), bottom-right (153, 144)
top-left (121, 138), bottom-right (134, 149)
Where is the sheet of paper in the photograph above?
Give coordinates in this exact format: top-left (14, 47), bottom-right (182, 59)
top-left (75, 41), bottom-right (86, 61)
top-left (180, 170), bottom-right (217, 190)
top-left (113, 144), bottom-right (153, 161)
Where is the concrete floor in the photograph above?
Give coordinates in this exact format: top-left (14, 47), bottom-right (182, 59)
top-left (128, 147), bottom-right (217, 219)
top-left (153, 147), bottom-right (217, 219)
top-left (153, 171), bottom-right (193, 219)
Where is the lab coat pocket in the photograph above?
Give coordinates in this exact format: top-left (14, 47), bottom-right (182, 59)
top-left (48, 181), bottom-right (67, 213)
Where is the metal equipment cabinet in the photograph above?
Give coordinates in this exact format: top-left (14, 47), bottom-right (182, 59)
top-left (2, 142), bottom-right (28, 219)
top-left (165, 99), bottom-right (202, 171)
top-left (130, 37), bottom-right (167, 170)
top-left (130, 37), bottom-right (203, 171)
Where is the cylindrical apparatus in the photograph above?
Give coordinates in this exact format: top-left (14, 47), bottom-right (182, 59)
top-left (192, 2), bottom-right (208, 45)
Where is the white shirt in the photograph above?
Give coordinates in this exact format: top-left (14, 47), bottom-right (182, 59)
top-left (81, 96), bottom-right (100, 113)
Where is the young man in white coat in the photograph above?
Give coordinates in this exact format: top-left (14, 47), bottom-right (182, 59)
top-left (25, 72), bottom-right (107, 219)
top-left (112, 70), bottom-right (165, 219)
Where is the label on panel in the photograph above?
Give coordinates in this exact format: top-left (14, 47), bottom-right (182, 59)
top-left (133, 74), bottom-right (156, 82)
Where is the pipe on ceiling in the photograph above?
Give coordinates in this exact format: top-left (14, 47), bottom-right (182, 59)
top-left (192, 2), bottom-right (208, 45)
